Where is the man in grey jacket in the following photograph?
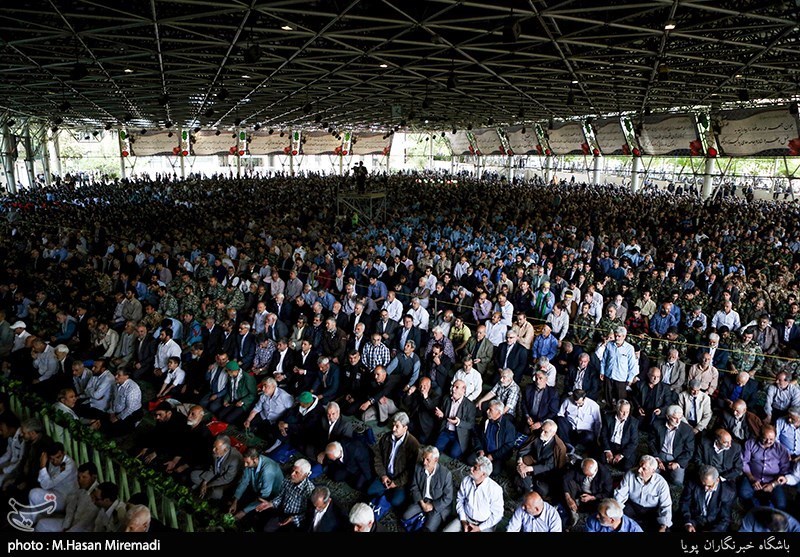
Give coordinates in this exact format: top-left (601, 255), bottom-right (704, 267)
top-left (401, 446), bottom-right (454, 532)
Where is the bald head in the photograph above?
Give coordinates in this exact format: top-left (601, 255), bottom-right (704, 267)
top-left (522, 491), bottom-right (544, 517)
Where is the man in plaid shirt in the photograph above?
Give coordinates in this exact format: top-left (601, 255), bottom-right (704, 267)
top-left (103, 368), bottom-right (143, 436)
top-left (260, 458), bottom-right (315, 531)
top-left (362, 333), bottom-right (391, 372)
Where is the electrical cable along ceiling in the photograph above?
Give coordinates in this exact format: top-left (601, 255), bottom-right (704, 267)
top-left (1, 0), bottom-right (800, 133)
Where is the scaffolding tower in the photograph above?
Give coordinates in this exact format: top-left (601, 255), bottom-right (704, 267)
top-left (336, 189), bottom-right (387, 224)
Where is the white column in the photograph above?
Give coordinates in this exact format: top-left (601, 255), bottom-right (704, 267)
top-left (630, 155), bottom-right (642, 193)
top-left (1, 123), bottom-right (17, 193)
top-left (592, 154), bottom-right (602, 185)
top-left (51, 128), bottom-right (62, 177)
top-left (544, 155), bottom-right (551, 184)
top-left (701, 156), bottom-right (715, 200)
top-left (39, 127), bottom-right (52, 186)
top-left (117, 129), bottom-right (127, 179)
top-left (23, 122), bottom-right (36, 188)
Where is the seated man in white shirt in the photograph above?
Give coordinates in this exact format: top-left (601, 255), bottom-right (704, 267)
top-left (614, 454), bottom-right (673, 532)
top-left (27, 442), bottom-right (78, 516)
top-left (505, 490), bottom-right (562, 532)
top-left (443, 456), bottom-right (504, 532)
top-left (556, 389), bottom-right (602, 451)
top-left (35, 461), bottom-right (99, 532)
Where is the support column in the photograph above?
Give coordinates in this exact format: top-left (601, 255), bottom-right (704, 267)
top-left (51, 128), bottom-right (62, 177)
top-left (23, 122), bottom-right (36, 188)
top-left (630, 155), bottom-right (642, 193)
top-left (117, 129), bottom-right (127, 179)
top-left (544, 155), bottom-right (551, 184)
top-left (701, 156), bottom-right (715, 200)
top-left (1, 123), bottom-right (17, 193)
top-left (592, 155), bottom-right (602, 185)
top-left (39, 127), bottom-right (52, 186)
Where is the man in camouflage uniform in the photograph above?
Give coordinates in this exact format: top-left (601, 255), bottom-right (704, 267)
top-left (729, 328), bottom-right (764, 378)
top-left (571, 302), bottom-right (596, 350)
top-left (157, 286), bottom-right (180, 318)
top-left (597, 305), bottom-right (624, 343)
top-left (204, 275), bottom-right (226, 302)
top-left (141, 303), bottom-right (164, 331)
top-left (225, 284), bottom-right (245, 312)
top-left (194, 255), bottom-right (212, 282)
top-left (180, 284), bottom-right (201, 318)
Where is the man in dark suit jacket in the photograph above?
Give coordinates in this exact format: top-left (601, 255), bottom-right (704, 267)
top-left (395, 316), bottom-right (422, 355)
top-left (600, 399), bottom-right (640, 469)
top-left (433, 379), bottom-right (475, 459)
top-left (402, 446), bottom-right (454, 532)
top-left (717, 371), bottom-right (759, 410)
top-left (716, 400), bottom-right (762, 445)
top-left (467, 399), bottom-right (517, 476)
top-left (565, 352), bottom-right (601, 401)
top-left (131, 324), bottom-right (157, 380)
top-left (305, 400), bottom-right (354, 462)
top-left (265, 314), bottom-right (290, 343)
top-left (321, 438), bottom-right (374, 491)
top-left (202, 317), bottom-right (223, 357)
top-left (696, 337), bottom-right (730, 372)
top-left (305, 486), bottom-right (348, 532)
top-left (678, 465), bottom-right (736, 532)
top-left (562, 457), bottom-right (613, 525)
top-left (403, 377), bottom-right (442, 445)
top-left (267, 339), bottom-right (295, 391)
top-left (494, 332), bottom-right (528, 384)
top-left (220, 321), bottom-right (239, 362)
top-left (329, 302), bottom-right (349, 333)
top-left (691, 429), bottom-right (743, 483)
top-left (366, 412), bottom-right (421, 508)
top-left (776, 316), bottom-right (800, 350)
top-left (649, 406), bottom-right (695, 486)
top-left (631, 366), bottom-right (675, 430)
top-left (348, 303), bottom-right (373, 337)
top-left (236, 324), bottom-right (257, 371)
top-left (521, 370), bottom-right (560, 430)
top-left (373, 311), bottom-right (399, 348)
top-left (268, 295), bottom-right (292, 327)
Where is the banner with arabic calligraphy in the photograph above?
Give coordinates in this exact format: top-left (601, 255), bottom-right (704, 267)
top-left (299, 131), bottom-right (343, 155)
top-left (192, 130), bottom-right (237, 156)
top-left (504, 125), bottom-right (540, 155)
top-left (129, 131), bottom-right (178, 157)
top-left (470, 128), bottom-right (504, 155)
top-left (248, 133), bottom-right (292, 155)
top-left (546, 121), bottom-right (587, 155)
top-left (638, 113), bottom-right (698, 156)
top-left (593, 118), bottom-right (629, 155)
top-left (350, 132), bottom-right (392, 156)
top-left (447, 130), bottom-right (474, 156)
top-left (716, 108), bottom-right (800, 157)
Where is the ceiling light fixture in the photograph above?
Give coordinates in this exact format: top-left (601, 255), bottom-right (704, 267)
top-left (281, 25), bottom-right (293, 31)
top-left (664, 20), bottom-right (676, 31)
top-left (124, 68), bottom-right (134, 73)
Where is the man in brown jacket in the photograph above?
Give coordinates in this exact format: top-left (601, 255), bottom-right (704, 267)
top-left (366, 411), bottom-right (420, 509)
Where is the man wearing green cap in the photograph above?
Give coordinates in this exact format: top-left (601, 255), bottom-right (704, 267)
top-left (217, 360), bottom-right (257, 426)
top-left (277, 391), bottom-right (324, 456)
